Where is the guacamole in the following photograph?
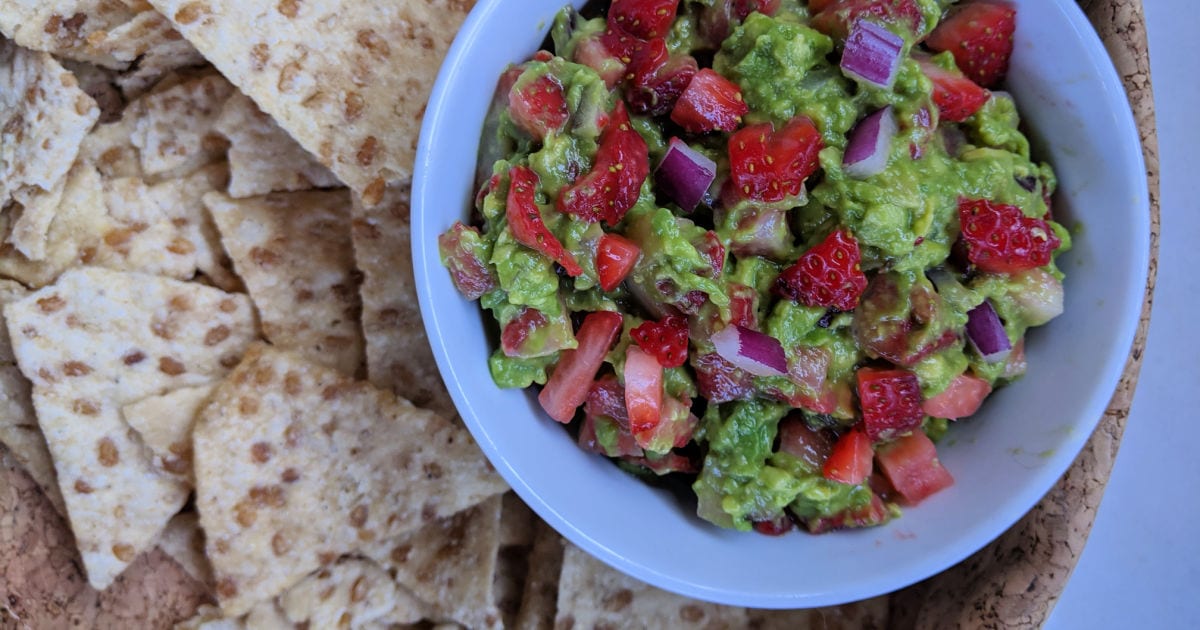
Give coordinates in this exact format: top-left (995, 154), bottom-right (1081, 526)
top-left (439, 0), bottom-right (1067, 535)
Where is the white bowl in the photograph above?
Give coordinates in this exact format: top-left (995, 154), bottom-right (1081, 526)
top-left (413, 0), bottom-right (1149, 608)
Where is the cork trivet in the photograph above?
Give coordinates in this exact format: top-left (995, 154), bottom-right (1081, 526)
top-left (0, 445), bottom-right (212, 629)
top-left (888, 1), bottom-right (1160, 627)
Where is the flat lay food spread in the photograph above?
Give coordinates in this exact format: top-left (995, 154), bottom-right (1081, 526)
top-left (442, 0), bottom-right (1068, 536)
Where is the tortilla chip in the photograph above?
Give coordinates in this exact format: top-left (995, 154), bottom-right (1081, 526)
top-left (123, 384), bottom-right (214, 480)
top-left (278, 558), bottom-right (425, 627)
top-left (745, 597), bottom-right (890, 629)
top-left (206, 190), bottom-right (363, 375)
top-left (214, 91), bottom-right (341, 198)
top-left (0, 280), bottom-right (66, 517)
top-left (79, 114), bottom-right (144, 179)
top-left (500, 491), bottom-right (537, 548)
top-left (351, 183), bottom-right (455, 417)
top-left (4, 267), bottom-right (258, 588)
top-left (514, 521), bottom-right (565, 630)
top-left (192, 344), bottom-right (506, 615)
top-left (129, 73), bottom-right (232, 177)
top-left (157, 510), bottom-right (214, 587)
top-left (175, 605), bottom-right (245, 630)
top-left (147, 0), bottom-right (476, 197)
top-left (61, 59), bottom-right (126, 122)
top-left (365, 496), bottom-right (504, 630)
top-left (0, 1), bottom-right (138, 69)
top-left (555, 543), bottom-right (749, 629)
top-left (1, 39), bottom-right (100, 259)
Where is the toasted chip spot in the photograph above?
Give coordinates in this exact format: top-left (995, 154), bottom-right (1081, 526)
top-left (168, 237), bottom-right (197, 255)
top-left (112, 543), bottom-right (135, 562)
top-left (79, 246), bottom-right (97, 264)
top-left (238, 396), bottom-right (259, 415)
top-left (356, 136), bottom-right (380, 167)
top-left (284, 372), bottom-right (302, 395)
top-left (73, 399), bottom-right (100, 415)
top-left (603, 589), bottom-right (634, 612)
top-left (63, 361), bottom-right (93, 377)
top-left (251, 43), bottom-right (271, 71)
top-left (349, 575), bottom-right (368, 603)
top-left (271, 531), bottom-right (291, 556)
top-left (249, 485), bottom-right (286, 508)
top-left (344, 92), bottom-right (365, 121)
top-left (37, 295), bottom-right (66, 313)
top-left (169, 295), bottom-right (192, 311)
top-left (277, 0), bottom-right (301, 18)
top-left (215, 539), bottom-right (231, 554)
top-left (356, 29), bottom-right (391, 58)
top-left (281, 467), bottom-right (300, 483)
top-left (283, 422), bottom-right (302, 447)
top-left (278, 61), bottom-right (303, 92)
top-left (338, 612), bottom-right (353, 627)
top-left (36, 367), bottom-right (57, 383)
top-left (251, 442), bottom-right (272, 463)
top-left (219, 298), bottom-right (239, 313)
top-left (254, 366), bottom-right (275, 385)
top-left (159, 357), bottom-right (186, 375)
top-left (235, 501), bottom-right (256, 528)
top-left (217, 577), bottom-right (238, 599)
top-left (423, 462), bottom-right (443, 480)
top-left (74, 479), bottom-right (94, 494)
top-left (97, 438), bottom-right (119, 466)
top-left (250, 246), bottom-right (282, 267)
top-left (123, 351), bottom-right (146, 365)
top-left (220, 353), bottom-right (241, 368)
top-left (679, 605), bottom-right (705, 622)
top-left (206, 325), bottom-right (232, 346)
top-left (349, 505), bottom-right (368, 528)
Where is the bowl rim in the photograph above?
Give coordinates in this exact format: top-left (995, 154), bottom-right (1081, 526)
top-left (412, 0), bottom-right (1150, 608)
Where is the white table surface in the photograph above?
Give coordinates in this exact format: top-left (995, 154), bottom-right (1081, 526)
top-left (1046, 3), bottom-right (1199, 628)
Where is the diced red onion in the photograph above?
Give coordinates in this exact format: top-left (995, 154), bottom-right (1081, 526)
top-left (843, 106), bottom-right (896, 179)
top-left (840, 20), bottom-right (904, 89)
top-left (966, 300), bottom-right (1011, 363)
top-left (654, 138), bottom-right (717, 213)
top-left (711, 324), bottom-right (788, 377)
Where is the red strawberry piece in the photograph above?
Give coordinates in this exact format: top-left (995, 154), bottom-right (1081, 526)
top-left (915, 56), bottom-right (990, 123)
top-left (752, 514), bottom-right (795, 536)
top-left (608, 0), bottom-right (679, 40)
top-left (631, 315), bottom-right (690, 368)
top-left (810, 0), bottom-right (925, 41)
top-left (926, 1), bottom-right (1017, 88)
top-left (559, 102), bottom-right (650, 225)
top-left (856, 366), bottom-right (924, 442)
top-left (670, 68), bottom-right (749, 133)
top-left (573, 33), bottom-right (626, 88)
top-left (958, 197), bottom-right (1061, 273)
top-left (596, 233), bottom-right (641, 292)
top-left (508, 73), bottom-right (569, 141)
top-left (823, 428), bottom-right (874, 484)
top-left (775, 229), bottom-right (867, 312)
top-left (506, 165), bottom-right (582, 276)
top-left (624, 38), bottom-right (698, 117)
top-left (501, 307), bottom-right (549, 357)
top-left (728, 117), bottom-right (823, 203)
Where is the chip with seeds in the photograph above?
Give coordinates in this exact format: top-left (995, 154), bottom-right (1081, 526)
top-left (0, 1), bottom-right (138, 69)
top-left (278, 558), bottom-right (425, 627)
top-left (147, 0), bottom-right (476, 198)
top-left (192, 344), bottom-right (506, 616)
top-left (352, 184), bottom-right (455, 417)
top-left (214, 91), bottom-right (340, 198)
top-left (206, 189), bottom-right (363, 375)
top-left (157, 510), bottom-right (214, 587)
top-left (4, 266), bottom-right (258, 589)
top-left (1, 38), bottom-right (100, 259)
top-left (123, 384), bottom-right (214, 480)
top-left (130, 73), bottom-right (232, 177)
top-left (499, 491), bottom-right (537, 548)
top-left (514, 521), bottom-right (566, 630)
top-left (364, 496), bottom-right (504, 630)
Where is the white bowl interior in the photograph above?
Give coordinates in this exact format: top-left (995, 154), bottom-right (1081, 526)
top-left (413, 0), bottom-right (1149, 608)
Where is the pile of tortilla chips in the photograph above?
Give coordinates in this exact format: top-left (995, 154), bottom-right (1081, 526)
top-left (0, 1), bottom-right (887, 628)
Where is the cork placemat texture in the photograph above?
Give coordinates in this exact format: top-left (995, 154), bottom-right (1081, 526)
top-left (0, 0), bottom-right (1160, 628)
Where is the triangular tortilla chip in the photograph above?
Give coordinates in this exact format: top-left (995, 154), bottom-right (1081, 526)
top-left (514, 521), bottom-right (566, 630)
top-left (123, 384), bottom-right (214, 480)
top-left (147, 0), bottom-right (475, 198)
top-left (192, 344), bottom-right (506, 615)
top-left (555, 544), bottom-right (749, 629)
top-left (78, 114), bottom-right (144, 179)
top-left (4, 267), bottom-right (258, 588)
top-left (0, 1), bottom-right (138, 69)
top-left (351, 183), bottom-right (455, 417)
top-left (61, 59), bottom-right (126, 123)
top-left (130, 73), bottom-right (232, 178)
top-left (745, 597), bottom-right (890, 629)
top-left (214, 91), bottom-right (341, 198)
top-left (278, 558), bottom-right (425, 628)
top-left (1, 38), bottom-right (100, 259)
top-left (157, 510), bottom-right (214, 587)
top-left (0, 279), bottom-right (65, 516)
top-left (364, 496), bottom-right (504, 630)
top-left (206, 190), bottom-right (364, 375)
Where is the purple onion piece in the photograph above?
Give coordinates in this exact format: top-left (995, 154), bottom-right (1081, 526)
top-left (654, 138), bottom-right (717, 213)
top-left (843, 106), bottom-right (897, 179)
top-left (966, 300), bottom-right (1012, 363)
top-left (840, 19), bottom-right (904, 89)
top-left (711, 325), bottom-right (788, 377)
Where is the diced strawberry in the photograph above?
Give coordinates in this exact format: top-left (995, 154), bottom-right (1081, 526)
top-left (852, 271), bottom-right (959, 367)
top-left (596, 233), bottom-right (641, 292)
top-left (501, 307), bottom-right (548, 357)
top-left (631, 395), bottom-right (699, 453)
top-left (823, 429), bottom-right (873, 485)
top-left (875, 431), bottom-right (954, 504)
top-left (600, 26), bottom-right (642, 63)
top-left (922, 372), bottom-right (992, 419)
top-left (539, 311), bottom-right (623, 423)
top-left (729, 117), bottom-right (823, 203)
top-left (775, 229), bottom-right (867, 312)
top-left (579, 375), bottom-right (644, 457)
top-left (691, 352), bottom-right (756, 403)
top-left (926, 2), bottom-right (1016, 88)
top-left (777, 415), bottom-right (833, 472)
top-left (624, 38), bottom-right (698, 117)
top-left (624, 345), bottom-right (665, 447)
top-left (697, 0), bottom-right (782, 45)
top-left (810, 0), bottom-right (925, 41)
top-left (631, 315), bottom-right (690, 368)
top-left (856, 367), bottom-right (924, 442)
top-left (915, 57), bottom-right (990, 123)
top-left (693, 230), bottom-right (726, 278)
top-left (806, 493), bottom-right (892, 533)
top-left (437, 222), bottom-right (497, 300)
top-left (958, 198), bottom-right (1062, 273)
top-left (558, 102), bottom-right (650, 225)
top-left (508, 73), bottom-right (569, 141)
top-left (670, 68), bottom-right (749, 133)
top-left (506, 166), bottom-right (582, 276)
top-left (752, 514), bottom-right (795, 536)
top-left (808, 0), bottom-right (835, 11)
top-left (573, 34), bottom-right (626, 88)
top-left (727, 282), bottom-right (758, 329)
top-left (608, 0), bottom-right (679, 40)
